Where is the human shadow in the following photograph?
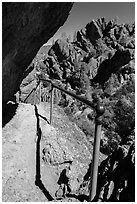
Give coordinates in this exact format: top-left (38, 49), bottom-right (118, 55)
top-left (65, 162), bottom-right (93, 202)
top-left (65, 163), bottom-right (92, 202)
top-left (2, 101), bottom-right (18, 127)
top-left (34, 105), bottom-right (54, 201)
top-left (55, 165), bottom-right (90, 202)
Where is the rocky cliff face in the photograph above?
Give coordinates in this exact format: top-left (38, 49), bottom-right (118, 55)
top-left (43, 18), bottom-right (134, 85)
top-left (20, 18), bottom-right (134, 102)
top-left (2, 2), bottom-right (73, 102)
top-left (77, 142), bottom-right (135, 202)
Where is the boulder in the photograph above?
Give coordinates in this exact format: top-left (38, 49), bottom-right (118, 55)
top-left (2, 2), bottom-right (73, 102)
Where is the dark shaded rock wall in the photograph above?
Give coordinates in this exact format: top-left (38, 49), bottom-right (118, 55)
top-left (2, 2), bottom-right (73, 102)
top-left (78, 142), bottom-right (135, 201)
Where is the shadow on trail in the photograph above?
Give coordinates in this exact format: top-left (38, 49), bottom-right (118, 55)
top-left (34, 105), bottom-right (54, 201)
top-left (38, 113), bottom-right (50, 124)
top-left (65, 163), bottom-right (92, 202)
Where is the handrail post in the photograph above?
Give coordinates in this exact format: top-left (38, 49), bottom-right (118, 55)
top-left (34, 87), bottom-right (36, 105)
top-left (39, 80), bottom-right (42, 104)
top-left (89, 103), bottom-right (105, 201)
top-left (50, 84), bottom-right (54, 125)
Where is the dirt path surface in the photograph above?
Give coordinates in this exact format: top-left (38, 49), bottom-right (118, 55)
top-left (2, 103), bottom-right (58, 202)
top-left (3, 102), bottom-right (105, 202)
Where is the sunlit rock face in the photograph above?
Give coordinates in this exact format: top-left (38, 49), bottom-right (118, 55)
top-left (2, 2), bottom-right (73, 102)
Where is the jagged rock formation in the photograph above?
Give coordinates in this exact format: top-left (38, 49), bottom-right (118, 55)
top-left (44, 18), bottom-right (135, 85)
top-left (19, 17), bottom-right (135, 103)
top-left (2, 2), bottom-right (73, 102)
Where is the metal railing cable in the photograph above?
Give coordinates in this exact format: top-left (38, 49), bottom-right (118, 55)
top-left (39, 78), bottom-right (105, 202)
top-left (23, 77), bottom-right (105, 201)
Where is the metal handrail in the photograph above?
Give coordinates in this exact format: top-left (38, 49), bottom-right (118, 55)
top-left (39, 78), bottom-right (104, 112)
top-left (22, 76), bottom-right (105, 201)
top-left (38, 77), bottom-right (105, 202)
top-left (43, 79), bottom-right (95, 108)
top-left (23, 80), bottom-right (40, 103)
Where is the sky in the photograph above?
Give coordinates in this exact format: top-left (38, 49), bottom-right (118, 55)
top-left (47, 2), bottom-right (135, 45)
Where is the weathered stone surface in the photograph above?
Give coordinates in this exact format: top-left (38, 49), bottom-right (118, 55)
top-left (93, 48), bottom-right (134, 84)
top-left (87, 58), bottom-right (98, 79)
top-left (86, 19), bottom-right (103, 43)
top-left (95, 143), bottom-right (135, 201)
top-left (53, 39), bottom-right (70, 61)
top-left (2, 2), bottom-right (73, 102)
top-left (96, 17), bottom-right (107, 32)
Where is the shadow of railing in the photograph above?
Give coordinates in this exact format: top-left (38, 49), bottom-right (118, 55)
top-left (38, 113), bottom-right (50, 124)
top-left (34, 105), bottom-right (54, 201)
top-left (23, 77), bottom-right (105, 201)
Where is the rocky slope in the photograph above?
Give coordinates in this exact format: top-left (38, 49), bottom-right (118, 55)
top-left (2, 2), bottom-right (73, 102)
